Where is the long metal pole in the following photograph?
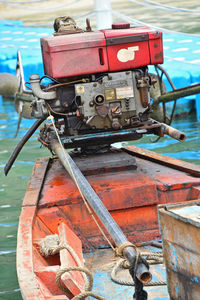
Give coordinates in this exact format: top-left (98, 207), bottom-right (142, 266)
top-left (50, 139), bottom-right (152, 284)
top-left (157, 83), bottom-right (200, 103)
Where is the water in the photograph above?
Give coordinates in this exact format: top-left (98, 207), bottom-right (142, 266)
top-left (0, 96), bottom-right (49, 300)
top-left (0, 1), bottom-right (200, 299)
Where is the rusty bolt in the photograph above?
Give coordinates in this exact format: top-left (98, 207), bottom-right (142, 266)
top-left (112, 120), bottom-right (121, 130)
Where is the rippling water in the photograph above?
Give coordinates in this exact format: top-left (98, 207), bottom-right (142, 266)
top-left (0, 1), bottom-right (200, 299)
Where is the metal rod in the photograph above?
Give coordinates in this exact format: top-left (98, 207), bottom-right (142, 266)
top-left (161, 123), bottom-right (186, 141)
top-left (50, 139), bottom-right (152, 284)
top-left (157, 83), bottom-right (200, 103)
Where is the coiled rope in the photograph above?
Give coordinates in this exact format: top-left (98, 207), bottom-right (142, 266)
top-left (39, 234), bottom-right (105, 300)
top-left (111, 252), bottom-right (166, 287)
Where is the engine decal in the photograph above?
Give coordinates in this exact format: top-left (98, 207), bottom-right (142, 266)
top-left (105, 89), bottom-right (116, 101)
top-left (117, 46), bottom-right (139, 63)
top-left (116, 86), bottom-right (134, 99)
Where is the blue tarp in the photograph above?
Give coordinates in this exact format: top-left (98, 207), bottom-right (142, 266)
top-left (0, 20), bottom-right (200, 119)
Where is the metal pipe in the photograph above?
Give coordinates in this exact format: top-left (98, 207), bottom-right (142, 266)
top-left (161, 123), bottom-right (186, 141)
top-left (157, 83), bottom-right (200, 104)
top-left (50, 139), bottom-right (152, 284)
top-left (30, 74), bottom-right (56, 100)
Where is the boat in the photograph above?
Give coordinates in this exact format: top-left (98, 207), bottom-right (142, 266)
top-left (16, 145), bottom-right (200, 299)
top-left (5, 17), bottom-right (200, 299)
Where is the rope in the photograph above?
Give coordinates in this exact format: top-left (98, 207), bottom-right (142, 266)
top-left (56, 266), bottom-right (93, 294)
top-left (39, 234), bottom-right (105, 299)
top-left (38, 235), bottom-right (88, 286)
top-left (47, 111), bottom-right (115, 252)
top-left (111, 252), bottom-right (166, 287)
top-left (115, 241), bottom-right (136, 257)
top-left (73, 291), bottom-right (105, 300)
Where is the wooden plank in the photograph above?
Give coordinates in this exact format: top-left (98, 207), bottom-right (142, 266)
top-left (123, 146), bottom-right (200, 177)
top-left (58, 222), bottom-right (85, 296)
top-left (23, 157), bottom-right (50, 206)
top-left (159, 200), bottom-right (200, 300)
top-left (17, 206), bottom-right (45, 300)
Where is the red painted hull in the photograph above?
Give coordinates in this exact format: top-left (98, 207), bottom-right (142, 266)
top-left (17, 146), bottom-right (200, 299)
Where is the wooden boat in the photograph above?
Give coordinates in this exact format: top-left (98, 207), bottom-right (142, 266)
top-left (17, 145), bottom-right (200, 299)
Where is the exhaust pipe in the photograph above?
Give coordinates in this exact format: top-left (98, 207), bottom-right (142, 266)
top-left (162, 123), bottom-right (186, 141)
top-left (29, 74), bottom-right (56, 100)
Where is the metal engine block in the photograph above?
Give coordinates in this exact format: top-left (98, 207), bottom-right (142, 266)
top-left (30, 69), bottom-right (152, 132)
top-left (73, 70), bottom-right (150, 130)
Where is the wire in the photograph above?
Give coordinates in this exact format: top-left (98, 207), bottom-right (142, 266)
top-left (143, 0), bottom-right (200, 13)
top-left (40, 75), bottom-right (60, 84)
top-left (111, 9), bottom-right (200, 36)
top-left (129, 0), bottom-right (167, 11)
top-left (128, 0), bottom-right (200, 13)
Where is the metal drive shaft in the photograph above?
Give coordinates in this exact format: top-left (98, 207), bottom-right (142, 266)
top-left (50, 139), bottom-right (152, 285)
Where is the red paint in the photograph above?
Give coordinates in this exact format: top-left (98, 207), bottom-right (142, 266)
top-left (41, 32), bottom-right (108, 78)
top-left (41, 26), bottom-right (163, 78)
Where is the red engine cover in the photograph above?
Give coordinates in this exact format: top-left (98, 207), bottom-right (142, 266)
top-left (41, 25), bottom-right (163, 78)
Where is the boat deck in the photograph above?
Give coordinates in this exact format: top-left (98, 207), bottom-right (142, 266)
top-left (16, 146), bottom-right (200, 299)
top-left (84, 246), bottom-right (169, 299)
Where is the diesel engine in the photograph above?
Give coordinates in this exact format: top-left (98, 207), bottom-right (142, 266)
top-left (28, 17), bottom-right (184, 150)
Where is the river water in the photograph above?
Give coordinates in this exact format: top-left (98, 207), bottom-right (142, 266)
top-left (0, 1), bottom-right (200, 299)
